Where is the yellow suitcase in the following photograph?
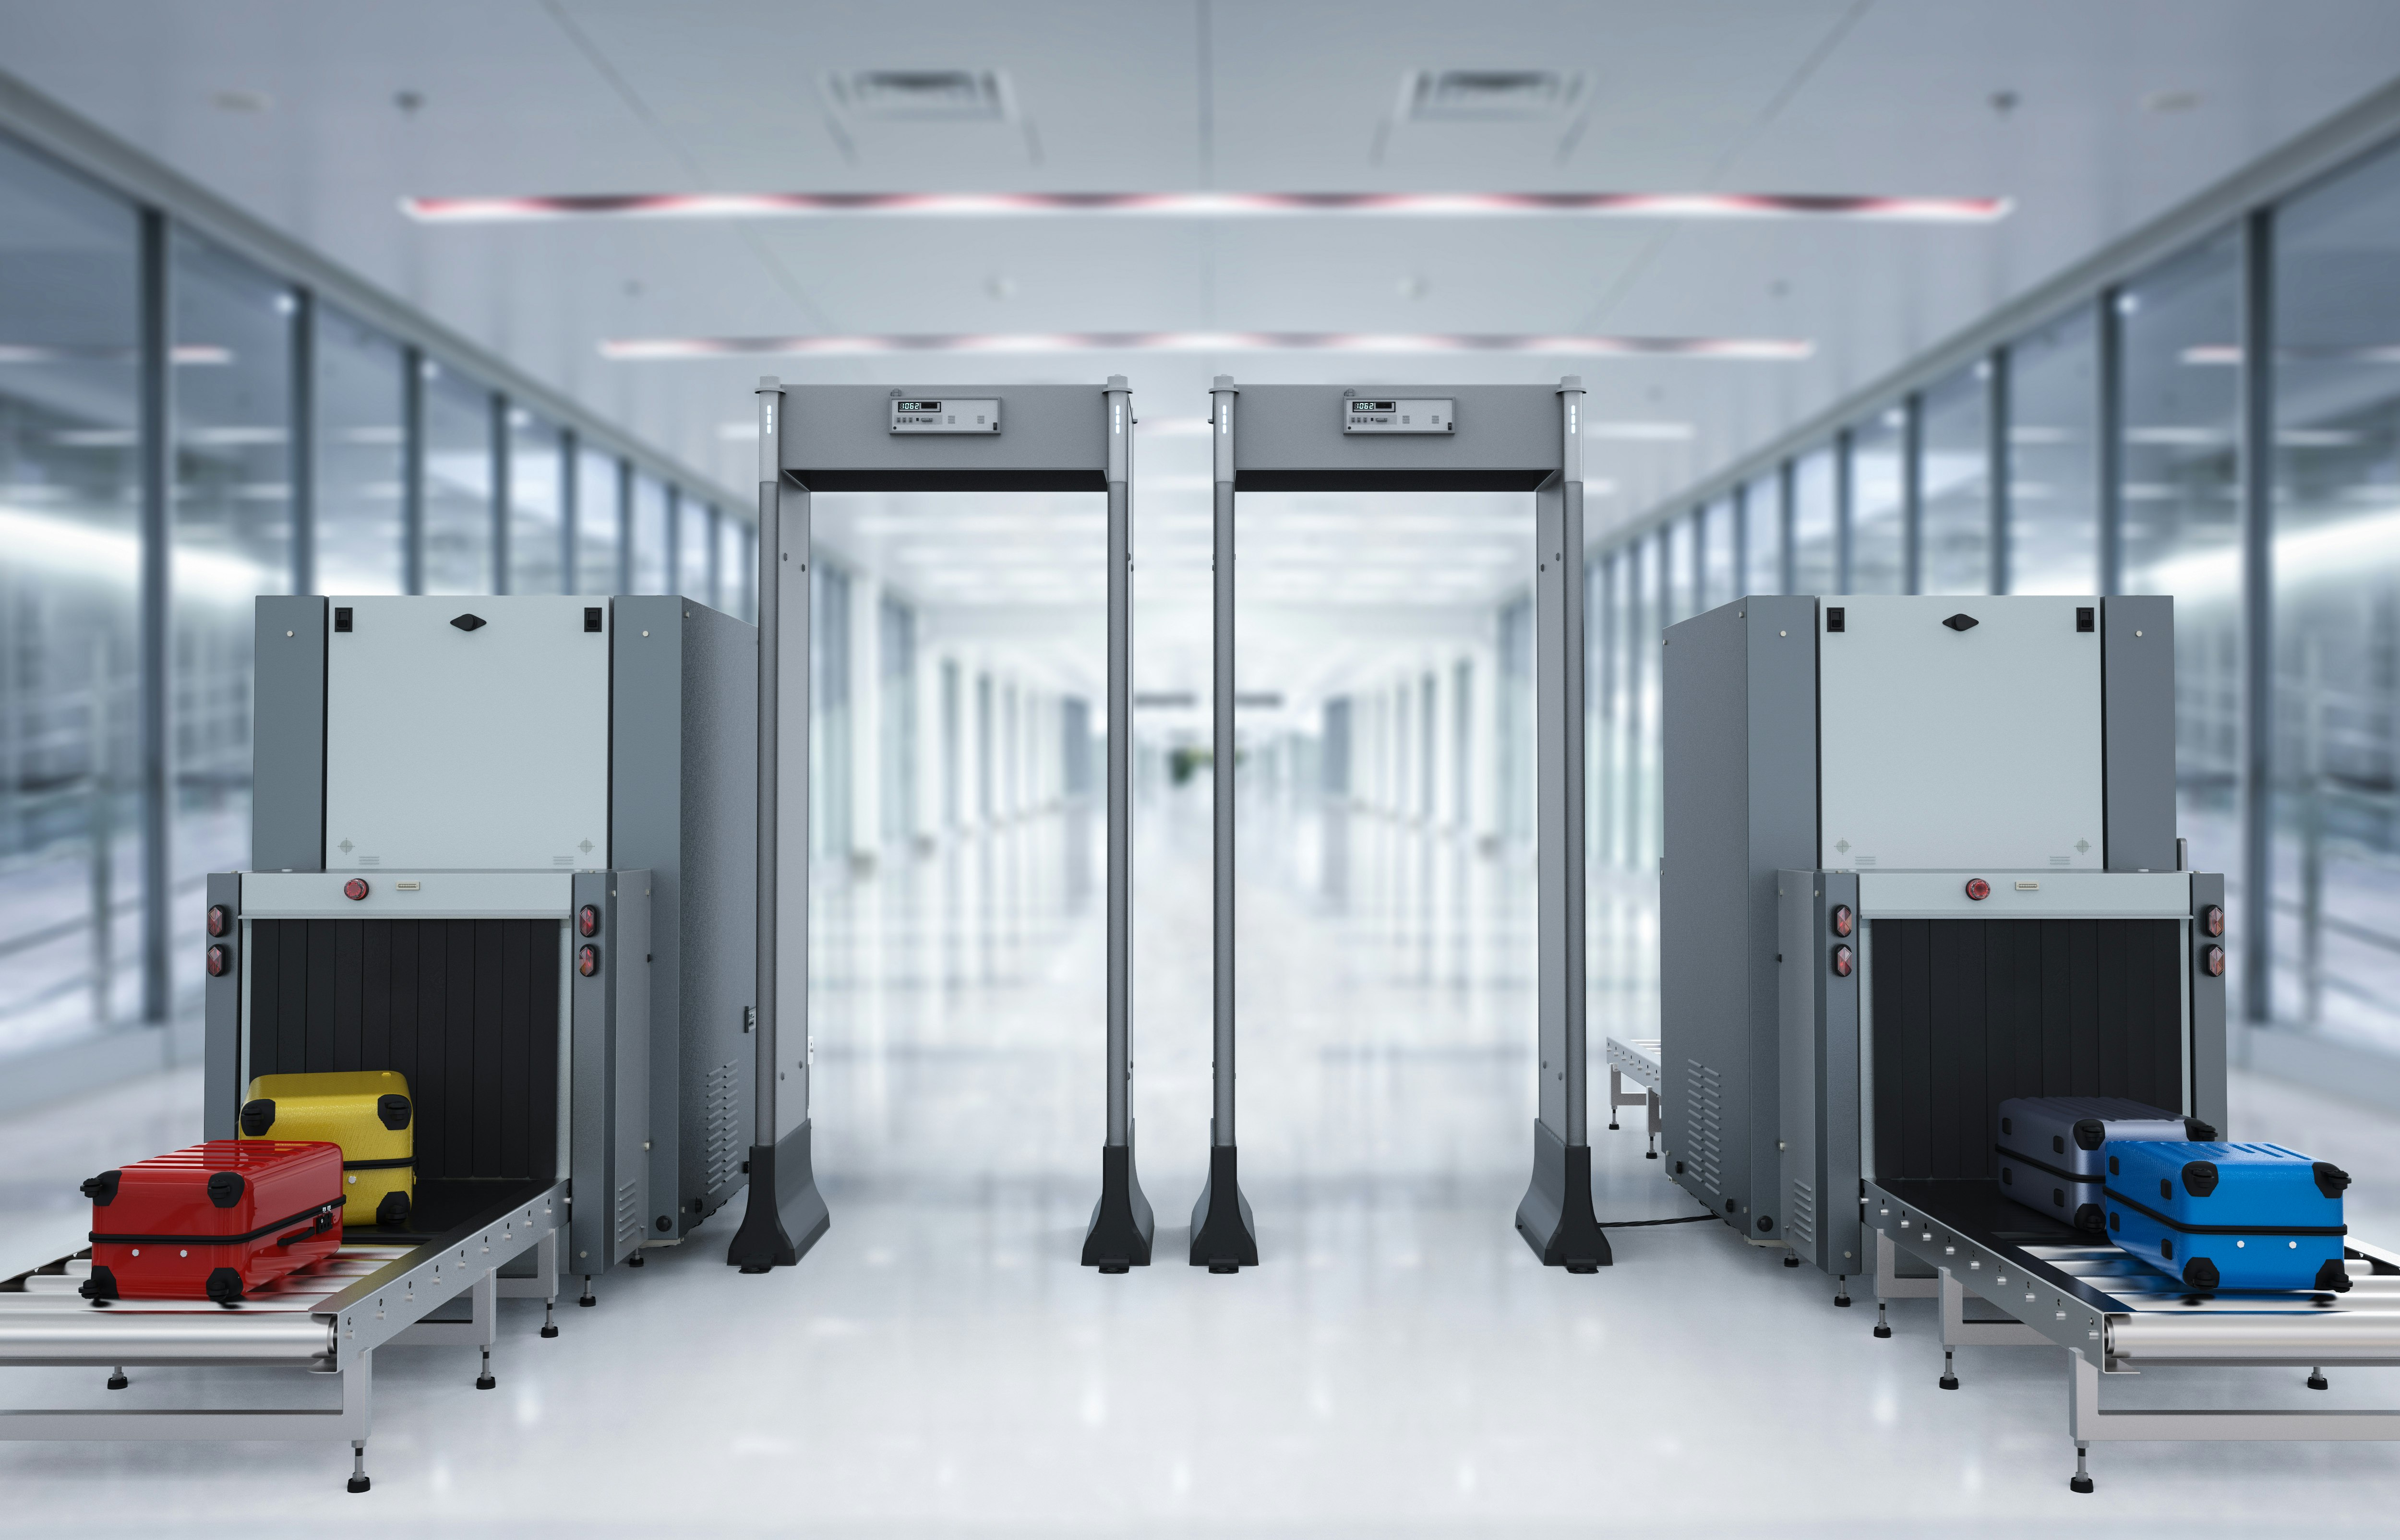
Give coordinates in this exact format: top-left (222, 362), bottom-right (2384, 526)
top-left (238, 1070), bottom-right (415, 1229)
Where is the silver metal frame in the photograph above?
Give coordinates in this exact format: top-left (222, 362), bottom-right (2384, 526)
top-left (731, 377), bottom-right (1138, 1271)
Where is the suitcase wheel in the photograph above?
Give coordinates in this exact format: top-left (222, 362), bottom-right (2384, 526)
top-left (376, 1191), bottom-right (411, 1228)
top-left (205, 1267), bottom-right (245, 1304)
top-left (239, 1098), bottom-right (276, 1138)
top-left (81, 1170), bottom-right (121, 1206)
top-left (78, 1265), bottom-right (119, 1301)
top-left (2316, 1258), bottom-right (2353, 1293)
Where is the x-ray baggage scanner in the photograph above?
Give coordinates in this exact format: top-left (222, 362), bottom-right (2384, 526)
top-left (1195, 376), bottom-right (1608, 1271)
top-left (1664, 594), bottom-right (2400, 1489)
top-left (730, 377), bottom-right (1152, 1272)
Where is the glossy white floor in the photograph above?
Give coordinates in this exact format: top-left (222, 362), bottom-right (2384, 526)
top-left (2, 785), bottom-right (2398, 1537)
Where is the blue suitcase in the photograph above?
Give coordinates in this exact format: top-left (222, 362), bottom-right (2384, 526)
top-left (1993, 1097), bottom-right (2214, 1234)
top-left (2103, 1141), bottom-right (2352, 1292)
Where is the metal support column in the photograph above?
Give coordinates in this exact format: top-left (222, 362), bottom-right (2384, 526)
top-left (1191, 377), bottom-right (1257, 1271)
top-left (1833, 427), bottom-right (1854, 596)
top-left (1084, 375), bottom-right (1155, 1271)
top-left (559, 429), bottom-right (578, 595)
top-left (1989, 347), bottom-right (2012, 596)
top-left (729, 376), bottom-right (828, 1271)
top-left (2238, 208), bottom-right (2275, 1028)
top-left (491, 393), bottom-right (511, 595)
top-left (1515, 376), bottom-right (1610, 1271)
top-left (1730, 480), bottom-right (1749, 596)
top-left (136, 206), bottom-right (170, 1026)
top-left (1902, 391), bottom-right (1924, 596)
top-left (401, 347), bottom-right (424, 597)
top-left (615, 457), bottom-right (635, 598)
top-left (1776, 458), bottom-right (1797, 597)
top-left (2098, 290), bottom-right (2126, 598)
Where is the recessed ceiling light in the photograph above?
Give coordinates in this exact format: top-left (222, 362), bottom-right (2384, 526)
top-left (1405, 69), bottom-right (1584, 122)
top-left (602, 332), bottom-right (1812, 361)
top-left (401, 191), bottom-right (2010, 224)
top-left (2143, 90), bottom-right (2201, 114)
top-left (212, 90), bottom-right (272, 114)
top-left (825, 70), bottom-right (1011, 121)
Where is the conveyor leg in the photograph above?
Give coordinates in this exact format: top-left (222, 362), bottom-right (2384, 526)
top-left (1646, 1091), bottom-right (1661, 1158)
top-left (540, 1300), bottom-right (558, 1339)
top-left (1873, 1301), bottom-right (1891, 1339)
top-left (627, 1250), bottom-right (645, 1267)
top-left (476, 1346), bottom-right (495, 1391)
top-left (1834, 1276), bottom-right (1851, 1308)
top-left (106, 1366), bottom-right (127, 1390)
top-left (578, 1276), bottom-right (595, 1308)
top-left (348, 1441), bottom-right (371, 1494)
top-left (2309, 1367), bottom-right (2329, 1391)
top-left (1608, 1070), bottom-right (1621, 1131)
top-left (1939, 1348), bottom-right (1959, 1390)
top-left (2069, 1444), bottom-right (2093, 1494)
top-left (1783, 1253), bottom-right (1800, 1268)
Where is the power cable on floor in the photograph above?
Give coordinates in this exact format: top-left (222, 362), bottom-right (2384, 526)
top-left (1597, 1212), bottom-right (1722, 1228)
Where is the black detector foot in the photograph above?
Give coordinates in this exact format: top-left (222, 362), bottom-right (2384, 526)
top-left (106, 1368), bottom-right (127, 1391)
top-left (1189, 1144), bottom-right (1258, 1272)
top-left (2309, 1369), bottom-right (2329, 1390)
top-left (727, 1119), bottom-right (830, 1273)
top-left (1783, 1254), bottom-right (1800, 1268)
top-left (1514, 1122), bottom-right (1612, 1270)
top-left (1081, 1133), bottom-right (1154, 1271)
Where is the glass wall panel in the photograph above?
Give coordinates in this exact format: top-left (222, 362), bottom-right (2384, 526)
top-left (313, 307), bottom-right (404, 595)
top-left (1921, 364), bottom-right (1993, 594)
top-left (630, 472), bottom-right (669, 595)
top-left (0, 138), bottom-right (143, 1051)
top-left (506, 407), bottom-right (563, 596)
top-left (1740, 474), bottom-right (1780, 594)
top-left (2272, 148), bottom-right (2400, 1045)
top-left (1497, 591), bottom-right (1533, 845)
top-left (880, 594), bottom-right (915, 844)
top-left (1790, 449), bottom-right (1836, 595)
top-left (1700, 496), bottom-right (1736, 610)
top-left (576, 447), bottom-right (621, 596)
top-left (420, 362), bottom-right (492, 595)
top-left (169, 231), bottom-right (291, 1011)
top-left (2009, 307), bottom-right (2102, 595)
top-left (719, 515), bottom-right (753, 621)
top-left (677, 492), bottom-right (712, 606)
top-left (812, 562), bottom-right (852, 857)
top-left (2120, 231), bottom-right (2244, 984)
top-left (1850, 409), bottom-right (1907, 594)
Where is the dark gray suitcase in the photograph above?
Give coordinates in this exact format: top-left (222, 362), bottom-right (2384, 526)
top-left (1995, 1096), bottom-right (2216, 1233)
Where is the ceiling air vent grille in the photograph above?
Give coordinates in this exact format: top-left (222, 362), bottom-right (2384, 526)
top-left (826, 70), bottom-right (1010, 121)
top-left (1404, 69), bottom-right (1584, 121)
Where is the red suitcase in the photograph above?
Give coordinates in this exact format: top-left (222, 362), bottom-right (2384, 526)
top-left (80, 1140), bottom-right (345, 1303)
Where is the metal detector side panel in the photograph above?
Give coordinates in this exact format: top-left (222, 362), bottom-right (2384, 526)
top-left (1660, 597), bottom-right (1819, 1236)
top-left (570, 869), bottom-right (649, 1272)
top-left (324, 597), bottom-right (610, 871)
top-left (1779, 870), bottom-right (1861, 1276)
top-left (1230, 383), bottom-right (1560, 490)
top-left (780, 384), bottom-right (1107, 490)
top-left (1817, 596), bottom-right (2103, 872)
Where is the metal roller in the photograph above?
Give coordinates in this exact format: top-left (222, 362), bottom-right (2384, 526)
top-left (0, 1313), bottom-right (335, 1368)
top-left (2112, 1312), bottom-right (2400, 1364)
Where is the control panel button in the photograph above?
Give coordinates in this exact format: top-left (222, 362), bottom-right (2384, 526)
top-left (343, 879), bottom-right (370, 901)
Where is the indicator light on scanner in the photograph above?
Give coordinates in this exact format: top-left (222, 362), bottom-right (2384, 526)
top-left (205, 905), bottom-right (230, 937)
top-left (578, 904), bottom-right (601, 938)
top-left (1831, 944), bottom-right (1854, 977)
top-left (578, 945), bottom-right (600, 978)
top-left (2202, 944), bottom-right (2227, 977)
top-left (1964, 878), bottom-right (1991, 901)
top-left (2203, 904), bottom-right (2225, 937)
top-left (1830, 904), bottom-right (1853, 938)
top-left (205, 944), bottom-right (229, 978)
top-left (343, 879), bottom-right (370, 901)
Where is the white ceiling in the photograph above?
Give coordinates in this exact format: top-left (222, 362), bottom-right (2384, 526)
top-left (4, 0), bottom-right (2398, 703)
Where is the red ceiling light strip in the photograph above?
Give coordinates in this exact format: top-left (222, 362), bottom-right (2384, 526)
top-left (600, 332), bottom-right (1813, 360)
top-left (407, 191), bottom-right (2008, 224)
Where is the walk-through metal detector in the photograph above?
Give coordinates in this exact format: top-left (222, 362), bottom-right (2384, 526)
top-left (728, 376), bottom-right (1153, 1272)
top-left (1194, 376), bottom-right (1609, 1272)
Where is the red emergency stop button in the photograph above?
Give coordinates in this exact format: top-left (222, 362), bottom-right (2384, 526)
top-left (1964, 878), bottom-right (1991, 901)
top-left (578, 905), bottom-right (601, 938)
top-left (1830, 904), bottom-right (1853, 938)
top-left (206, 904), bottom-right (230, 937)
top-left (205, 944), bottom-right (230, 978)
top-left (1831, 944), bottom-right (1854, 978)
top-left (343, 879), bottom-right (370, 901)
top-left (2202, 944), bottom-right (2227, 977)
top-left (578, 945), bottom-right (600, 978)
top-left (2203, 904), bottom-right (2225, 937)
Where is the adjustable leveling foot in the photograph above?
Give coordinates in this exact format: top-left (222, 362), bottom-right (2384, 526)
top-left (1872, 1301), bottom-right (1891, 1338)
top-left (106, 1366), bottom-right (127, 1391)
top-left (348, 1441), bottom-right (371, 1494)
top-left (476, 1346), bottom-right (495, 1390)
top-left (1939, 1348), bottom-right (1959, 1390)
top-left (540, 1301), bottom-right (558, 1339)
top-left (1189, 1144), bottom-right (1257, 1273)
top-left (2070, 1444), bottom-right (2094, 1494)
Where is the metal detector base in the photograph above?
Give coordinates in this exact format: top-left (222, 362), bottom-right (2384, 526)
top-left (1515, 1120), bottom-right (1612, 1270)
top-left (726, 1119), bottom-right (829, 1272)
top-left (1082, 1137), bottom-right (1154, 1271)
top-left (1189, 1144), bottom-right (1258, 1271)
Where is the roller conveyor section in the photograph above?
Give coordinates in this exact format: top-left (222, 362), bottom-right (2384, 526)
top-left (0, 1179), bottom-right (564, 1481)
top-left (1868, 1177), bottom-right (2400, 1450)
top-left (1603, 1037), bottom-right (1663, 1158)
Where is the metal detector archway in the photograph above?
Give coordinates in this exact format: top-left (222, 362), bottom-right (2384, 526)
top-left (1191, 376), bottom-right (1608, 1272)
top-left (728, 376), bottom-right (1154, 1273)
